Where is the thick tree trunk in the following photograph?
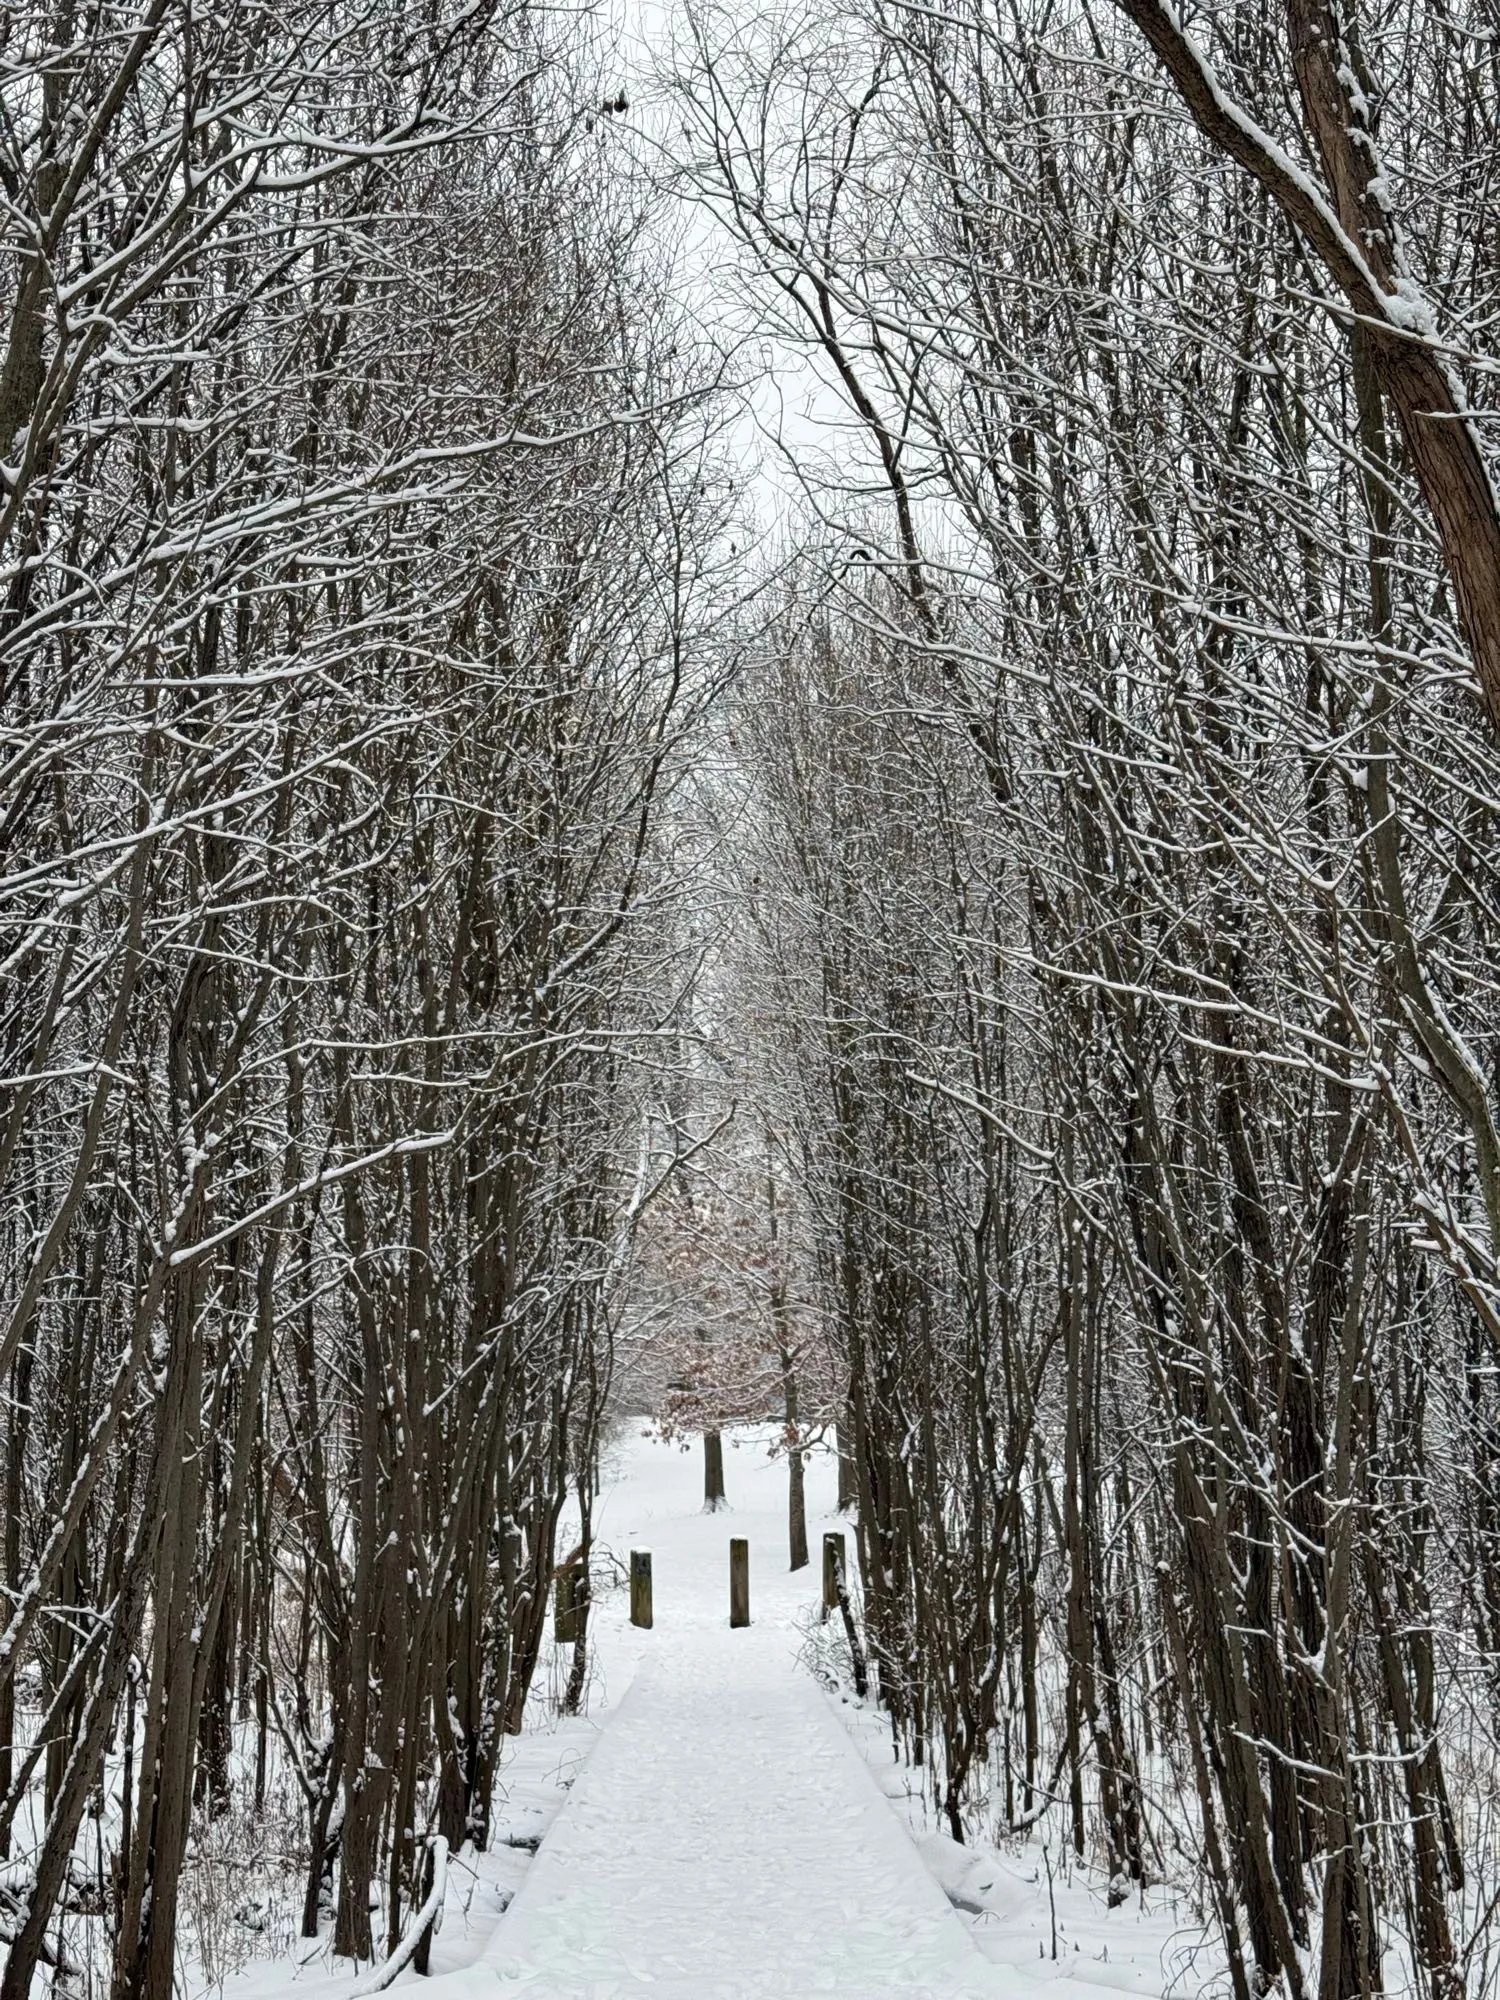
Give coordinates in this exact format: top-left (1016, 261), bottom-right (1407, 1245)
top-left (1111, 0), bottom-right (1500, 740)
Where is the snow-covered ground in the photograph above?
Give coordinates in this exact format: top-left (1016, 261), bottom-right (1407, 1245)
top-left (222, 1426), bottom-right (1221, 2000)
top-left (487, 1649), bottom-right (998, 1996)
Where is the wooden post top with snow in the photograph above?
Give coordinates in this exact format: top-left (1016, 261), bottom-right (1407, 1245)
top-left (630, 1550), bottom-right (653, 1630)
top-left (729, 1537), bottom-right (750, 1628)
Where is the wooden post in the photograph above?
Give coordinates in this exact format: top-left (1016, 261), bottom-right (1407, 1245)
top-left (729, 1537), bottom-right (750, 1628)
top-left (630, 1549), bottom-right (653, 1630)
top-left (704, 1429), bottom-right (727, 1512)
top-left (822, 1531), bottom-right (845, 1623)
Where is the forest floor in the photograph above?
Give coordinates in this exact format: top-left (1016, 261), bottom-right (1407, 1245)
top-left (222, 1429), bottom-right (1221, 2000)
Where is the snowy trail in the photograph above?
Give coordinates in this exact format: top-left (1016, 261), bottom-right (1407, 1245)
top-left (484, 1637), bottom-right (1004, 1998)
top-left (470, 1431), bottom-right (1005, 1998)
top-left (226, 1434), bottom-right (1177, 2000)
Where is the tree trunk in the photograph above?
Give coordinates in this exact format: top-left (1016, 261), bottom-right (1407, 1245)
top-left (782, 1363), bottom-right (808, 1571)
top-left (837, 1420), bottom-right (857, 1513)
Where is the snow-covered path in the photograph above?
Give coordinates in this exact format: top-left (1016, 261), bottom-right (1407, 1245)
top-left (223, 1432), bottom-right (1183, 2000)
top-left (478, 1432), bottom-right (1004, 1998)
top-left (484, 1643), bottom-right (1002, 1997)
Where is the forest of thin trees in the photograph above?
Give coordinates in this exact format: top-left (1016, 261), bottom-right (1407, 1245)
top-left (4, 0), bottom-right (1500, 1997)
top-left (0, 6), bottom-right (729, 1993)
